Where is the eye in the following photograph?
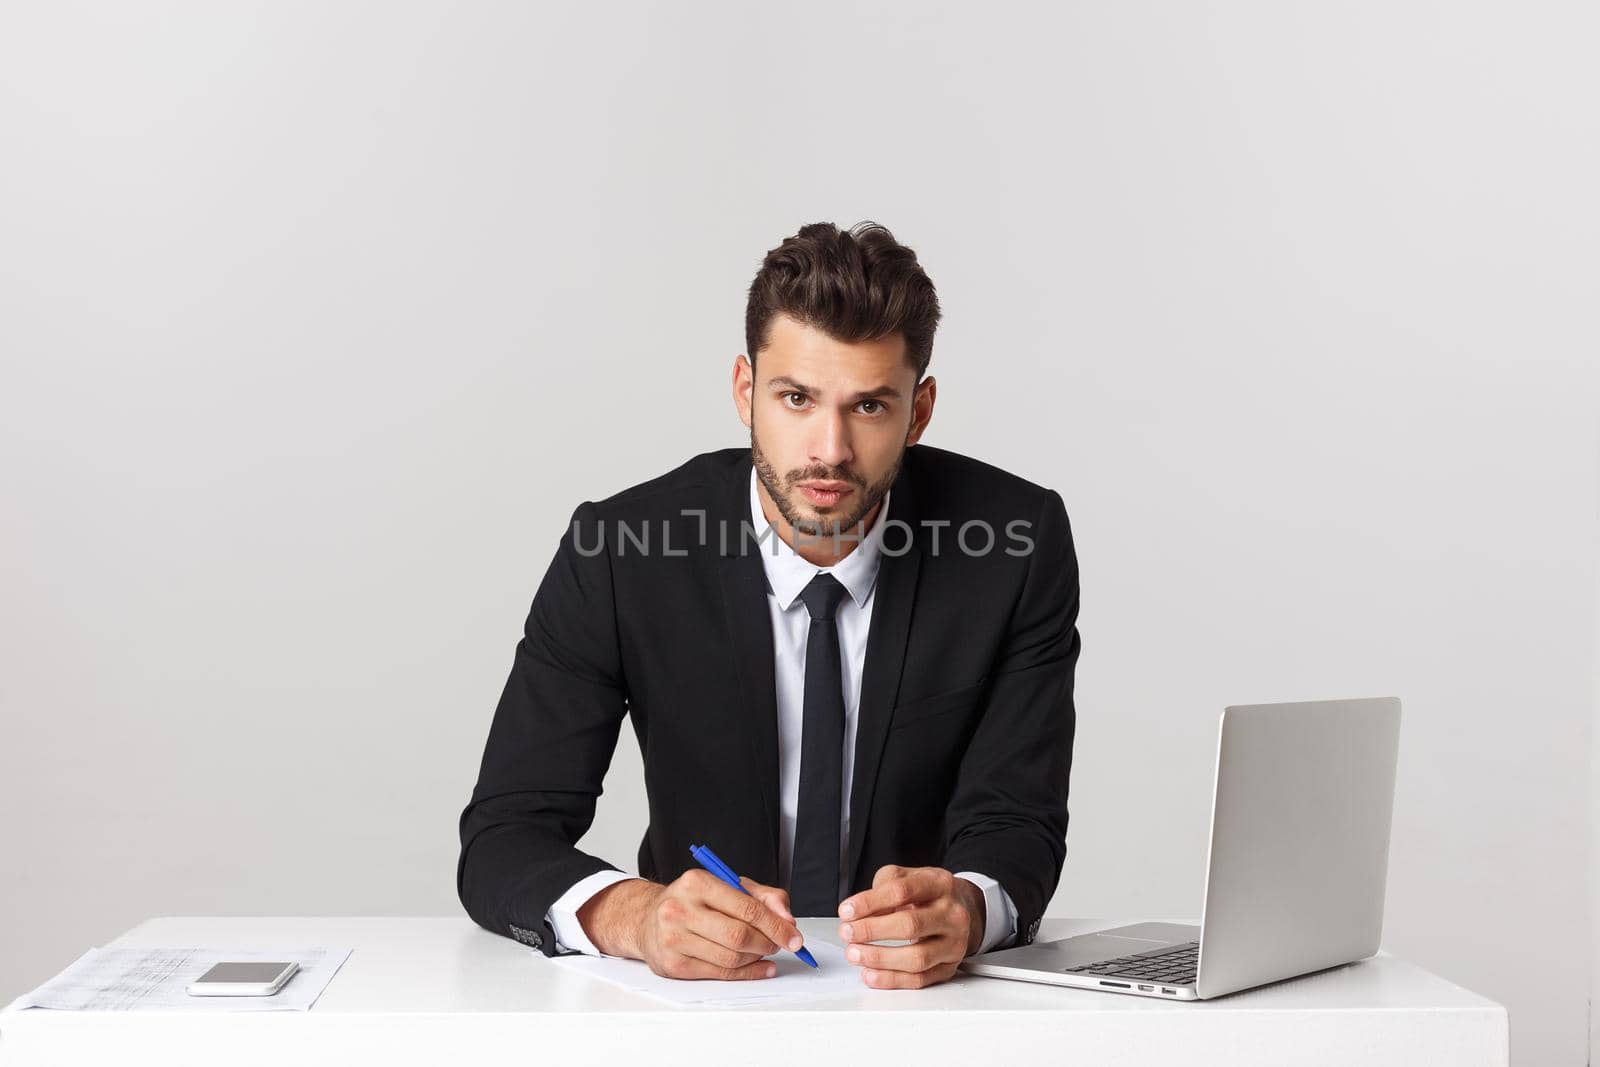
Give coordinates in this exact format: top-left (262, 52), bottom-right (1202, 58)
top-left (782, 392), bottom-right (810, 409)
top-left (857, 399), bottom-right (885, 415)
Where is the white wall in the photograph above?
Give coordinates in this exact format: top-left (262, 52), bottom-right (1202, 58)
top-left (1591, 446), bottom-right (1600, 1063)
top-left (2, 3), bottom-right (1595, 1062)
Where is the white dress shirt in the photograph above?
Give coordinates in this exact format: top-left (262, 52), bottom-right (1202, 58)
top-left (544, 470), bottom-right (1019, 956)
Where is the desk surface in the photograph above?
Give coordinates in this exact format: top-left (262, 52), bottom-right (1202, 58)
top-left (3, 916), bottom-right (1507, 1066)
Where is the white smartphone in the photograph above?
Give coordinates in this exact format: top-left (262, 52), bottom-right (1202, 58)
top-left (186, 961), bottom-right (299, 996)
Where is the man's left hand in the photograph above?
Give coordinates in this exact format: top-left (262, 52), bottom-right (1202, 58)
top-left (836, 865), bottom-right (985, 989)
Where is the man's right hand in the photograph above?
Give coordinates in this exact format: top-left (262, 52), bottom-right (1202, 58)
top-left (578, 870), bottom-right (803, 980)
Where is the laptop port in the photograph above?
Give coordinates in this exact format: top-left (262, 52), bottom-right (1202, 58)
top-left (1138, 984), bottom-right (1154, 992)
top-left (1100, 981), bottom-right (1130, 989)
top-left (1162, 988), bottom-right (1176, 995)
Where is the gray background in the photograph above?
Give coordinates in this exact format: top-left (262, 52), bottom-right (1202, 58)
top-left (1, 2), bottom-right (1595, 1063)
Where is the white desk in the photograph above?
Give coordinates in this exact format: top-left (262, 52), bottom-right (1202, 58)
top-left (1, 916), bottom-right (1507, 1066)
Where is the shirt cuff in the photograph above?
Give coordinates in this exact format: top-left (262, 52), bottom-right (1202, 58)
top-left (953, 871), bottom-right (1019, 955)
top-left (545, 869), bottom-right (636, 956)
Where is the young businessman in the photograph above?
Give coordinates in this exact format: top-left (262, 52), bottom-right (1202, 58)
top-left (457, 221), bottom-right (1081, 989)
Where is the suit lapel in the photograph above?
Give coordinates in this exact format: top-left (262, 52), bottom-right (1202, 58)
top-left (847, 457), bottom-right (921, 891)
top-left (715, 455), bottom-right (782, 881)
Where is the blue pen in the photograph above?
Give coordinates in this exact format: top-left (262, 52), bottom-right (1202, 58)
top-left (689, 844), bottom-right (818, 968)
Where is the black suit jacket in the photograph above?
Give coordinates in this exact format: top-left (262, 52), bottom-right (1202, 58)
top-left (457, 444), bottom-right (1080, 956)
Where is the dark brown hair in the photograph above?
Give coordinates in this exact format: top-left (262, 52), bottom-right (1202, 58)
top-left (745, 221), bottom-right (942, 379)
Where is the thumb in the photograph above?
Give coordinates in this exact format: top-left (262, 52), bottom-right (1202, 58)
top-left (740, 877), bottom-right (794, 921)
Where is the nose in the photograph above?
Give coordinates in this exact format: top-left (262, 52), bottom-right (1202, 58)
top-left (809, 409), bottom-right (853, 470)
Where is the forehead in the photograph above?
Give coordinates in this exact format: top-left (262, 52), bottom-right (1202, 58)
top-left (758, 313), bottom-right (916, 391)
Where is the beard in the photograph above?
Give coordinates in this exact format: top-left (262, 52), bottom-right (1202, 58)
top-left (750, 426), bottom-right (902, 542)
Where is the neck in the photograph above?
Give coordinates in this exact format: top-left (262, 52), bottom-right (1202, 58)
top-left (756, 478), bottom-right (883, 568)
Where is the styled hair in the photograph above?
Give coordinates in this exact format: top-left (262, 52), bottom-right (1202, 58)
top-left (744, 221), bottom-right (942, 379)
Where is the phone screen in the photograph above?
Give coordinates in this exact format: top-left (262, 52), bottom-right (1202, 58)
top-left (197, 962), bottom-right (296, 983)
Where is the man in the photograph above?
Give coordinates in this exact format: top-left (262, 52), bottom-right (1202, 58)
top-left (457, 221), bottom-right (1080, 989)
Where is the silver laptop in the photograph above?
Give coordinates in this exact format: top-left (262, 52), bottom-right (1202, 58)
top-left (960, 696), bottom-right (1401, 1000)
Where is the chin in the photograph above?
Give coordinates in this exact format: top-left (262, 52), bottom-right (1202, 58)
top-left (783, 497), bottom-right (828, 519)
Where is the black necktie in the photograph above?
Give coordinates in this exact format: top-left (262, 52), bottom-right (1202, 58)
top-left (790, 572), bottom-right (849, 917)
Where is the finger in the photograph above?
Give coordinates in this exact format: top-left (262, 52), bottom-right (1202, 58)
top-left (839, 865), bottom-right (943, 918)
top-left (839, 901), bottom-right (939, 945)
top-left (682, 901), bottom-right (782, 957)
top-left (740, 876), bottom-right (794, 921)
top-left (839, 866), bottom-right (948, 919)
top-left (692, 871), bottom-right (803, 954)
top-left (860, 960), bottom-right (962, 989)
top-left (662, 937), bottom-right (781, 982)
top-left (844, 933), bottom-right (960, 976)
top-left (663, 927), bottom-right (772, 974)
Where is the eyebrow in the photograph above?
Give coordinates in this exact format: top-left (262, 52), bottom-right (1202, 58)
top-left (766, 375), bottom-right (904, 403)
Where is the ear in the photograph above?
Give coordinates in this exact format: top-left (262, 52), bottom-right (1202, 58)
top-left (905, 376), bottom-right (936, 446)
top-left (733, 354), bottom-right (755, 430)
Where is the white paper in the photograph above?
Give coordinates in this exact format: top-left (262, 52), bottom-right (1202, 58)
top-left (547, 938), bottom-right (879, 1007)
top-left (3, 947), bottom-right (353, 1012)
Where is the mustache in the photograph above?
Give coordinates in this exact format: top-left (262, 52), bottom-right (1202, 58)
top-left (784, 466), bottom-right (865, 488)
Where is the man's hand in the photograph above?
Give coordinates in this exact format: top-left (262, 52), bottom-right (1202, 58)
top-left (578, 870), bottom-right (803, 981)
top-left (836, 865), bottom-right (986, 989)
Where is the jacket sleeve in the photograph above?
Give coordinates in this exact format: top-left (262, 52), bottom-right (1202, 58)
top-left (456, 500), bottom-right (631, 957)
top-left (940, 488), bottom-right (1080, 949)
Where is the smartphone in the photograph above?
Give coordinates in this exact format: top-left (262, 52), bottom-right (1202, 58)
top-left (186, 961), bottom-right (299, 996)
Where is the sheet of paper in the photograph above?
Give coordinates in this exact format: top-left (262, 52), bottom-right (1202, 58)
top-left (3, 947), bottom-right (353, 1013)
top-left (547, 938), bottom-right (877, 1007)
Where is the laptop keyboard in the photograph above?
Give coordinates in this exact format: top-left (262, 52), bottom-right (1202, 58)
top-left (1066, 941), bottom-right (1199, 984)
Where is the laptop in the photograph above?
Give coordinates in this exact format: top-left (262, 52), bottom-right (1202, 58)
top-left (960, 696), bottom-right (1401, 1000)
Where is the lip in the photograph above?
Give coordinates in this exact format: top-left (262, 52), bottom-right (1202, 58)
top-left (797, 482), bottom-right (853, 507)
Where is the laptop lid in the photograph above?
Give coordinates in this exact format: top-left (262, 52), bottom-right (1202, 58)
top-left (1194, 696), bottom-right (1401, 999)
